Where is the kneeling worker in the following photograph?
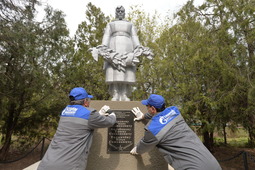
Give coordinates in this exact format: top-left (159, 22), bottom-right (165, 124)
top-left (130, 94), bottom-right (221, 170)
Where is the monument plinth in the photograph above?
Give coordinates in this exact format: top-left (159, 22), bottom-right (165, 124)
top-left (87, 101), bottom-right (167, 170)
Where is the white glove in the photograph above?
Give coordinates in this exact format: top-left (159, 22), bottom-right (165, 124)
top-left (109, 112), bottom-right (116, 118)
top-left (130, 146), bottom-right (138, 155)
top-left (99, 105), bottom-right (110, 116)
top-left (132, 107), bottom-right (144, 121)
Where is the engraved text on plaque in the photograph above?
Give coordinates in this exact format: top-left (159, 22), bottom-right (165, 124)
top-left (107, 110), bottom-right (134, 153)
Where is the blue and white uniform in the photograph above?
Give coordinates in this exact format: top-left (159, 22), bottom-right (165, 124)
top-left (38, 105), bottom-right (116, 170)
top-left (136, 106), bottom-right (221, 170)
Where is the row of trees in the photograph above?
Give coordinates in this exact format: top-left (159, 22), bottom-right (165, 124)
top-left (0, 0), bottom-right (254, 159)
top-left (161, 0), bottom-right (255, 149)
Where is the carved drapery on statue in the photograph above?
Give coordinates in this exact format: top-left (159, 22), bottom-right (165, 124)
top-left (89, 6), bottom-right (153, 101)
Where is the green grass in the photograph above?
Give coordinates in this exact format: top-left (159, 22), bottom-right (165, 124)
top-left (195, 127), bottom-right (252, 148)
top-left (214, 137), bottom-right (249, 147)
top-left (214, 127), bottom-right (252, 147)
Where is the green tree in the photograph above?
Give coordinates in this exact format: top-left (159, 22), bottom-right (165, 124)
top-left (194, 0), bottom-right (255, 146)
top-left (152, 0), bottom-right (248, 151)
top-left (0, 0), bottom-right (71, 159)
top-left (64, 2), bottom-right (110, 99)
top-left (155, 0), bottom-right (255, 149)
top-left (126, 5), bottom-right (165, 100)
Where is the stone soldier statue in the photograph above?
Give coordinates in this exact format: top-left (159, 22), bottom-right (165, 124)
top-left (90, 6), bottom-right (153, 101)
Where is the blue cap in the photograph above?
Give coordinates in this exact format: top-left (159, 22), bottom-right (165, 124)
top-left (69, 87), bottom-right (93, 100)
top-left (141, 94), bottom-right (165, 108)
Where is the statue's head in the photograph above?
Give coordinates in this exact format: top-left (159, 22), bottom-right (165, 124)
top-left (115, 6), bottom-right (125, 20)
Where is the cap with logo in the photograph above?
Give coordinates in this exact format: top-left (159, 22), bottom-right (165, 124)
top-left (69, 87), bottom-right (93, 100)
top-left (141, 94), bottom-right (165, 108)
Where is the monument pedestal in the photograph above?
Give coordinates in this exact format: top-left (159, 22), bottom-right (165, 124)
top-left (87, 101), bottom-right (167, 170)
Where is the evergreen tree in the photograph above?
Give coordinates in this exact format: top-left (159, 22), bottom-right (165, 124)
top-left (0, 0), bottom-right (71, 159)
top-left (64, 2), bottom-right (110, 100)
top-left (156, 0), bottom-right (255, 149)
top-left (195, 0), bottom-right (255, 147)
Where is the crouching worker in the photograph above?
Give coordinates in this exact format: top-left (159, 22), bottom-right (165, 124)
top-left (38, 87), bottom-right (116, 170)
top-left (130, 94), bottom-right (221, 170)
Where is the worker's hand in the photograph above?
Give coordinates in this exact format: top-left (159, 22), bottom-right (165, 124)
top-left (109, 112), bottom-right (116, 118)
top-left (132, 107), bottom-right (144, 121)
top-left (130, 146), bottom-right (138, 155)
top-left (99, 105), bottom-right (110, 116)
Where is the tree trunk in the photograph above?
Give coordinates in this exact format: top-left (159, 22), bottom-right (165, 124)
top-left (203, 131), bottom-right (214, 152)
top-left (223, 123), bottom-right (227, 145)
top-left (0, 103), bottom-right (16, 160)
top-left (248, 127), bottom-right (255, 147)
top-left (0, 130), bottom-right (13, 160)
top-left (247, 109), bottom-right (255, 147)
top-left (209, 131), bottom-right (214, 148)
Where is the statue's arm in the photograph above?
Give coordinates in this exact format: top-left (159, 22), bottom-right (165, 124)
top-left (131, 24), bottom-right (140, 48)
top-left (102, 23), bottom-right (111, 46)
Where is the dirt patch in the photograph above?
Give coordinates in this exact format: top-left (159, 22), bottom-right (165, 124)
top-left (0, 140), bottom-right (50, 170)
top-left (213, 146), bottom-right (255, 170)
top-left (0, 146), bottom-right (254, 170)
top-left (0, 151), bottom-right (40, 170)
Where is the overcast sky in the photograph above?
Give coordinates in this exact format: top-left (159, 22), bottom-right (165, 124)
top-left (36, 0), bottom-right (204, 36)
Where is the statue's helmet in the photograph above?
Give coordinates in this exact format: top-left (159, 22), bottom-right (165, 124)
top-left (115, 6), bottom-right (125, 20)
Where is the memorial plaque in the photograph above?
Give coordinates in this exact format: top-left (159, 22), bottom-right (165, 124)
top-left (107, 110), bottom-right (134, 153)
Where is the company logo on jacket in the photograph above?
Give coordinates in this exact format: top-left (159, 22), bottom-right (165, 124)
top-left (159, 109), bottom-right (178, 124)
top-left (148, 106), bottom-right (180, 136)
top-left (62, 107), bottom-right (78, 116)
top-left (61, 105), bottom-right (90, 120)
